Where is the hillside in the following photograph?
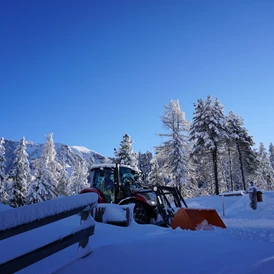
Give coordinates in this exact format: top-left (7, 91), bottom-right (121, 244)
top-left (3, 139), bottom-right (106, 173)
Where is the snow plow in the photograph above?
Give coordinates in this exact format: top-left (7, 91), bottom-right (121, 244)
top-left (80, 163), bottom-right (226, 230)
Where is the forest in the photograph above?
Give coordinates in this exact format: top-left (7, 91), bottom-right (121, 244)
top-left (1, 95), bottom-right (274, 208)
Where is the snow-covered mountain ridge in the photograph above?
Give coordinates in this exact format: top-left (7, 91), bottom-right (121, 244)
top-left (3, 139), bottom-right (106, 173)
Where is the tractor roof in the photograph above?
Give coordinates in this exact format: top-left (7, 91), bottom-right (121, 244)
top-left (90, 163), bottom-right (140, 172)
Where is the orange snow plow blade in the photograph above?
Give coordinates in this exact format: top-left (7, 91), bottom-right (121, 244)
top-left (170, 208), bottom-right (226, 230)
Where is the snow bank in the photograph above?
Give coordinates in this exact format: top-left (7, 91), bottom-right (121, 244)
top-left (225, 193), bottom-right (274, 219)
top-left (0, 193), bottom-right (98, 231)
top-left (96, 203), bottom-right (129, 223)
top-left (263, 190), bottom-right (274, 199)
top-left (2, 191), bottom-right (274, 274)
top-left (94, 203), bottom-right (136, 226)
top-left (186, 195), bottom-right (242, 214)
top-left (0, 203), bottom-right (11, 212)
top-left (58, 224), bottom-right (274, 274)
top-left (219, 190), bottom-right (245, 196)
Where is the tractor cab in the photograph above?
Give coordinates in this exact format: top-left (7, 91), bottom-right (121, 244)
top-left (81, 163), bottom-right (159, 224)
top-left (85, 163), bottom-right (141, 204)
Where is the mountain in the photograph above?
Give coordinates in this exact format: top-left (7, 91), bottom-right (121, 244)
top-left (3, 139), bottom-right (106, 174)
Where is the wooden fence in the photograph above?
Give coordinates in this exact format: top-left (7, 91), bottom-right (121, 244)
top-left (0, 193), bottom-right (97, 274)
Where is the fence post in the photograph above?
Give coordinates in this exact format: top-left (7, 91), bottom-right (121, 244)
top-left (78, 207), bottom-right (92, 249)
top-left (249, 187), bottom-right (257, 210)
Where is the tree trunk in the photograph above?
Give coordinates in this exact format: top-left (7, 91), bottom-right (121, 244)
top-left (212, 147), bottom-right (219, 195)
top-left (228, 147), bottom-right (234, 191)
top-left (237, 143), bottom-right (246, 190)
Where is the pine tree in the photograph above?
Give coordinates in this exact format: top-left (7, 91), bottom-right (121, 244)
top-left (226, 111), bottom-right (257, 190)
top-left (190, 147), bottom-right (214, 194)
top-left (138, 151), bottom-right (153, 184)
top-left (114, 134), bottom-right (139, 168)
top-left (183, 152), bottom-right (207, 198)
top-left (67, 159), bottom-right (89, 195)
top-left (57, 158), bottom-right (69, 196)
top-left (8, 137), bottom-right (30, 207)
top-left (39, 133), bottom-right (61, 190)
top-left (269, 143), bottom-right (274, 170)
top-left (28, 166), bottom-right (58, 203)
top-left (28, 133), bottom-right (59, 203)
top-left (190, 96), bottom-right (229, 195)
top-left (148, 157), bottom-right (164, 185)
top-left (156, 100), bottom-right (190, 192)
top-left (256, 142), bottom-right (274, 190)
top-left (0, 137), bottom-right (8, 203)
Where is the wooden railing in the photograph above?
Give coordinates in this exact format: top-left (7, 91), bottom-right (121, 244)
top-left (0, 193), bottom-right (97, 274)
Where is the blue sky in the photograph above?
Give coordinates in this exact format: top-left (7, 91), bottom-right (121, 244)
top-left (1, 0), bottom-right (274, 157)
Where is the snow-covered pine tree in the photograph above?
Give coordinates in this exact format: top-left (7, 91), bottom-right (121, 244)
top-left (0, 137), bottom-right (8, 203)
top-left (182, 150), bottom-right (207, 198)
top-left (226, 111), bottom-right (258, 190)
top-left (190, 96), bottom-right (228, 195)
top-left (156, 100), bottom-right (190, 192)
top-left (269, 143), bottom-right (274, 170)
top-left (8, 137), bottom-right (30, 207)
top-left (28, 133), bottom-right (59, 203)
top-left (57, 158), bottom-right (69, 196)
top-left (219, 137), bottom-right (238, 191)
top-left (114, 133), bottom-right (138, 168)
top-left (214, 148), bottom-right (229, 193)
top-left (190, 147), bottom-right (214, 194)
top-left (256, 142), bottom-right (274, 190)
top-left (138, 151), bottom-right (153, 184)
top-left (40, 133), bottom-right (61, 190)
top-left (67, 159), bottom-right (89, 195)
top-left (148, 157), bottom-right (164, 185)
top-left (28, 166), bottom-right (58, 203)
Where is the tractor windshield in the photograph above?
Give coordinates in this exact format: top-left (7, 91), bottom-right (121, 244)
top-left (88, 165), bottom-right (141, 202)
top-left (91, 167), bottom-right (115, 202)
top-left (119, 166), bottom-right (141, 190)
top-left (120, 167), bottom-right (136, 183)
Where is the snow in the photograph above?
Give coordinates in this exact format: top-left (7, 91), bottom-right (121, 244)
top-left (90, 163), bottom-right (140, 172)
top-left (70, 146), bottom-right (92, 154)
top-left (96, 203), bottom-right (130, 223)
top-left (0, 203), bottom-right (11, 212)
top-left (225, 194), bottom-right (274, 219)
top-left (219, 190), bottom-right (245, 196)
top-left (70, 146), bottom-right (104, 159)
top-left (0, 193), bottom-right (98, 231)
top-left (1, 192), bottom-right (274, 274)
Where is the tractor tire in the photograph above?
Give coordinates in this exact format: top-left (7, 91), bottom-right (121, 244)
top-left (133, 202), bottom-right (149, 224)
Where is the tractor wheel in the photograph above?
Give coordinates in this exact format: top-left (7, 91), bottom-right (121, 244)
top-left (133, 202), bottom-right (149, 224)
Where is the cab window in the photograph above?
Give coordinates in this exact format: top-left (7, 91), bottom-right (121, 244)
top-left (91, 168), bottom-right (114, 188)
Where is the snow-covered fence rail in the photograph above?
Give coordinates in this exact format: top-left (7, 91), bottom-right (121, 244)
top-left (0, 193), bottom-right (98, 274)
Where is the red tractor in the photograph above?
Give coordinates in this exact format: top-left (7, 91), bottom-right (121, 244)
top-left (80, 163), bottom-right (186, 225)
top-left (80, 163), bottom-right (226, 230)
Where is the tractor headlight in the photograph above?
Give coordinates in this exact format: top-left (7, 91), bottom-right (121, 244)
top-left (141, 192), bottom-right (158, 206)
top-left (149, 200), bottom-right (157, 205)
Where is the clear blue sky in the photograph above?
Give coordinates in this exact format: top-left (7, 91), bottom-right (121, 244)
top-left (1, 0), bottom-right (274, 157)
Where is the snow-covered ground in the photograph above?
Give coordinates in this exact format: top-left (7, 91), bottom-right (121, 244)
top-left (1, 192), bottom-right (274, 274)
